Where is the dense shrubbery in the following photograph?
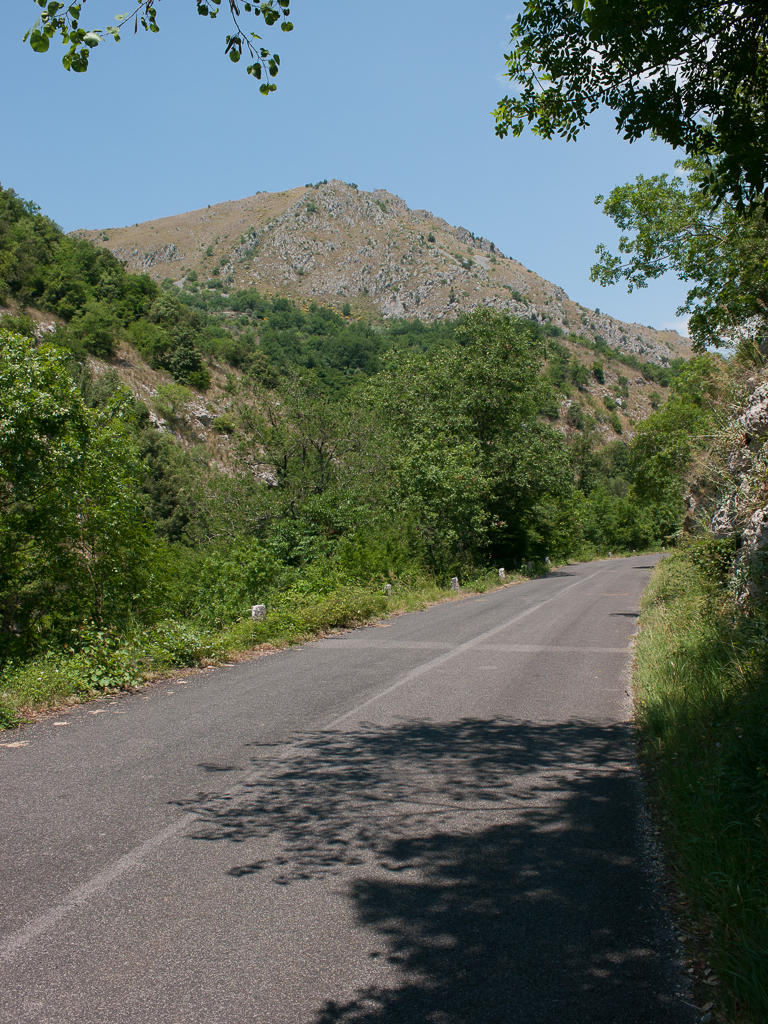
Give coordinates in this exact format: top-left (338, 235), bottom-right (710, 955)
top-left (582, 332), bottom-right (685, 386)
top-left (1, 307), bottom-right (691, 662)
top-left (0, 188), bottom-right (157, 355)
top-left (172, 283), bottom-right (461, 394)
top-left (0, 185), bottom-right (211, 386)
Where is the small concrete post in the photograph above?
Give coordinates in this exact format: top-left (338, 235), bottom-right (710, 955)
top-left (384, 583), bottom-right (392, 597)
top-left (450, 577), bottom-right (460, 592)
top-left (608, 552), bottom-right (612, 558)
top-left (498, 568), bottom-right (506, 581)
top-left (251, 604), bottom-right (266, 620)
top-left (544, 556), bottom-right (551, 566)
top-left (526, 562), bottom-right (532, 572)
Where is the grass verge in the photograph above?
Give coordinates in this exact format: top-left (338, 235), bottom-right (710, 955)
top-left (633, 539), bottom-right (768, 1022)
top-left (0, 567), bottom-right (524, 729)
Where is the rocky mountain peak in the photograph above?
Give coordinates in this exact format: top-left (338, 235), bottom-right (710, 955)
top-left (73, 179), bottom-right (691, 366)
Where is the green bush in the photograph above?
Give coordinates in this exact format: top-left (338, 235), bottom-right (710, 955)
top-left (246, 587), bottom-right (388, 646)
top-left (69, 624), bottom-right (138, 693)
top-left (0, 654), bottom-right (81, 718)
top-left (539, 393), bottom-right (560, 419)
top-left (0, 631), bottom-right (139, 722)
top-left (139, 621), bottom-right (221, 668)
top-left (213, 414), bottom-right (236, 434)
top-left (68, 299), bottom-right (119, 358)
top-left (166, 540), bottom-right (284, 628)
top-left (0, 312), bottom-right (37, 338)
top-left (566, 403), bottom-right (585, 429)
top-left (569, 357), bottom-right (590, 389)
top-left (153, 383), bottom-right (193, 421)
top-left (0, 697), bottom-right (19, 729)
top-left (168, 338), bottom-right (211, 390)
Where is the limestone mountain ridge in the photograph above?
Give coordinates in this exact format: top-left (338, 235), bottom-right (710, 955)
top-left (73, 179), bottom-right (692, 366)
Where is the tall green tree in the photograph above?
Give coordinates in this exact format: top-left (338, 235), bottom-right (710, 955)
top-left (0, 332), bottom-right (159, 652)
top-left (371, 309), bottom-right (572, 569)
top-left (630, 356), bottom-right (720, 504)
top-left (495, 0), bottom-right (768, 207)
top-left (237, 370), bottom-right (380, 509)
top-left (0, 189), bottom-right (60, 305)
top-left (592, 157), bottom-right (768, 357)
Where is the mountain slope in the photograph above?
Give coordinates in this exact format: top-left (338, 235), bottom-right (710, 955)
top-left (73, 180), bottom-right (692, 366)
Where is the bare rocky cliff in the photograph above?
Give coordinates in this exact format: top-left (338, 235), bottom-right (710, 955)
top-left (73, 180), bottom-right (691, 367)
top-left (708, 379), bottom-right (768, 606)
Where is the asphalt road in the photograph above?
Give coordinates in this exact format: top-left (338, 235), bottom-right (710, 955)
top-left (0, 555), bottom-right (696, 1024)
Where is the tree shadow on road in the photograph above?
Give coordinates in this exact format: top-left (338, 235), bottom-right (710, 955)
top-left (179, 719), bottom-right (693, 1024)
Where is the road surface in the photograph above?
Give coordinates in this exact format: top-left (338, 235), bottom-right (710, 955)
top-left (0, 555), bottom-right (696, 1023)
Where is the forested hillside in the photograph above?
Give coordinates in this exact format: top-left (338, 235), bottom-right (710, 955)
top-left (1, 182), bottom-right (701, 725)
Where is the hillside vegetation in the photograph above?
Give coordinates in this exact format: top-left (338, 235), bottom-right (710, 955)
top-left (0, 182), bottom-right (697, 726)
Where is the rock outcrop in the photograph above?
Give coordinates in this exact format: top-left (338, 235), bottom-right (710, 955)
top-left (709, 380), bottom-right (768, 607)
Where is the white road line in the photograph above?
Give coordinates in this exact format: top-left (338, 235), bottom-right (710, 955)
top-left (323, 640), bottom-right (630, 654)
top-left (0, 563), bottom-right (612, 963)
top-left (478, 643), bottom-right (631, 654)
top-left (325, 565), bottom-right (611, 728)
top-left (0, 818), bottom-right (188, 963)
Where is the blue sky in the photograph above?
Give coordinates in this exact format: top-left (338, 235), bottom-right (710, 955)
top-left (3, 1), bottom-right (690, 332)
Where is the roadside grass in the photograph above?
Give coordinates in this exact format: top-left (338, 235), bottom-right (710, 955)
top-left (0, 567), bottom-right (526, 728)
top-left (633, 540), bottom-right (768, 1022)
top-left (0, 656), bottom-right (84, 727)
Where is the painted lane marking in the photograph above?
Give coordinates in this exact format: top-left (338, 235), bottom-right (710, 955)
top-left (325, 565), bottom-right (612, 729)
top-left (321, 640), bottom-right (630, 655)
top-left (0, 818), bottom-right (187, 963)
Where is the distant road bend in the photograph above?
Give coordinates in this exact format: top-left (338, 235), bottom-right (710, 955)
top-left (0, 555), bottom-right (696, 1024)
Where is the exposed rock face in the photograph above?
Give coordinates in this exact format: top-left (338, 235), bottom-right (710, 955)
top-left (683, 484), bottom-right (701, 533)
top-left (711, 498), bottom-right (738, 538)
top-left (111, 242), bottom-right (185, 269)
top-left (709, 379), bottom-right (768, 607)
top-left (739, 382), bottom-right (768, 438)
top-left (733, 506), bottom-right (768, 607)
top-left (728, 443), bottom-right (754, 478)
top-left (742, 507), bottom-right (768, 558)
top-left (72, 179), bottom-right (692, 367)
